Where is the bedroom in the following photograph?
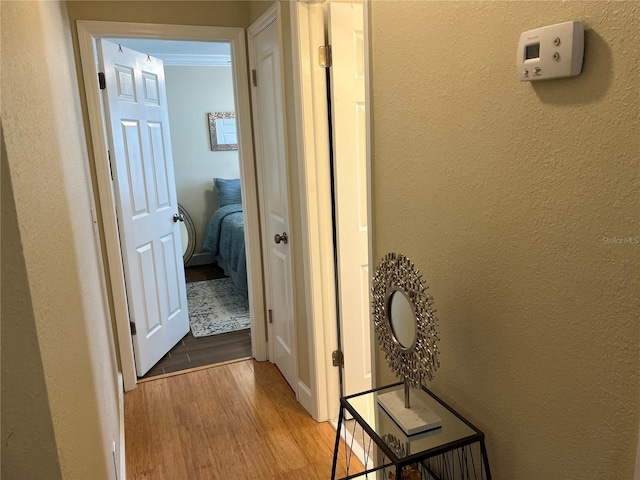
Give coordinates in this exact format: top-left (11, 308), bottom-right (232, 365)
top-left (113, 38), bottom-right (253, 378)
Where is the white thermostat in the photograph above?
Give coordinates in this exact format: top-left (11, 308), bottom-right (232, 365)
top-left (517, 21), bottom-right (584, 82)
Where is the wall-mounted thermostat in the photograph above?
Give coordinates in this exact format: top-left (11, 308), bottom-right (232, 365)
top-left (517, 21), bottom-right (584, 82)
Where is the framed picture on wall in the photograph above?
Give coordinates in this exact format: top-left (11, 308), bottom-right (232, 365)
top-left (208, 112), bottom-right (238, 151)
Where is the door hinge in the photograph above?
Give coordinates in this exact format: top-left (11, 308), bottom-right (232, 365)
top-left (130, 321), bottom-right (137, 336)
top-left (107, 150), bottom-right (113, 180)
top-left (268, 309), bottom-right (273, 324)
top-left (332, 349), bottom-right (344, 368)
top-left (98, 72), bottom-right (106, 90)
top-left (319, 45), bottom-right (332, 68)
top-left (252, 69), bottom-right (258, 87)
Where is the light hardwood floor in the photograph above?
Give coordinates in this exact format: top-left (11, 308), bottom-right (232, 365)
top-left (125, 359), bottom-right (363, 479)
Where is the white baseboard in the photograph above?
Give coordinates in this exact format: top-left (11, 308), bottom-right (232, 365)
top-left (330, 418), bottom-right (375, 471)
top-left (117, 373), bottom-right (126, 480)
top-left (186, 252), bottom-right (214, 267)
top-left (297, 380), bottom-right (313, 416)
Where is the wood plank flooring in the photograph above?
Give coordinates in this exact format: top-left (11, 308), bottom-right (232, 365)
top-left (184, 263), bottom-right (226, 283)
top-left (125, 359), bottom-right (364, 479)
top-left (142, 329), bottom-right (252, 379)
top-left (142, 263), bottom-right (250, 379)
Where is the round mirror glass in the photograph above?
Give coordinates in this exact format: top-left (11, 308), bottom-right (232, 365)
top-left (180, 222), bottom-right (189, 257)
top-left (388, 290), bottom-right (417, 350)
top-left (178, 204), bottom-right (196, 265)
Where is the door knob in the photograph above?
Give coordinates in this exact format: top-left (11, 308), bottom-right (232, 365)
top-left (173, 213), bottom-right (185, 223)
top-left (274, 232), bottom-right (288, 245)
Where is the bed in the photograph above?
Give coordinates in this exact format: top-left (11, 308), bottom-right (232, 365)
top-left (203, 178), bottom-right (248, 298)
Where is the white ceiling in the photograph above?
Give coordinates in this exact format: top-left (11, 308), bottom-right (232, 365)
top-left (110, 39), bottom-right (232, 67)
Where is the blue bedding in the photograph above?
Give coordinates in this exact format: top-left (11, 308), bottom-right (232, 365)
top-left (203, 203), bottom-right (248, 298)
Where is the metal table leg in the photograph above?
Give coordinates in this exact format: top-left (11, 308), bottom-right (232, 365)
top-left (331, 405), bottom-right (345, 480)
top-left (481, 439), bottom-right (492, 480)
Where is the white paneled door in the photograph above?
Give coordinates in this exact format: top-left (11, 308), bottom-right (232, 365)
top-left (328, 3), bottom-right (372, 396)
top-left (249, 11), bottom-right (297, 391)
top-left (98, 40), bottom-right (189, 377)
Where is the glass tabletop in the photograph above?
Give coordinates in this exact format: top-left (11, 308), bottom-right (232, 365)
top-left (343, 383), bottom-right (480, 464)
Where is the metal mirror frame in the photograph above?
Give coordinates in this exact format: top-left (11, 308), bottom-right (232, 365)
top-left (178, 204), bottom-right (196, 265)
top-left (208, 112), bottom-right (238, 151)
top-left (371, 252), bottom-right (440, 389)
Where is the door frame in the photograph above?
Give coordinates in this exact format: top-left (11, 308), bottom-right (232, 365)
top-left (248, 4), bottom-right (300, 393)
top-left (327, 1), bottom-right (372, 398)
top-left (288, 2), bottom-right (335, 421)
top-left (77, 20), bottom-right (266, 392)
top-left (288, 1), bottom-right (376, 421)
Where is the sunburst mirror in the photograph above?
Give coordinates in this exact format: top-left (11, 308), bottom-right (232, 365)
top-left (371, 252), bottom-right (441, 435)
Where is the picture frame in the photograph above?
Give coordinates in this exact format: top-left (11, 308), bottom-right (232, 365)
top-left (208, 112), bottom-right (238, 151)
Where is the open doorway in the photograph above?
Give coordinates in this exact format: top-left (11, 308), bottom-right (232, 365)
top-left (77, 21), bottom-right (268, 392)
top-left (100, 37), bottom-right (252, 380)
top-left (106, 38), bottom-right (253, 379)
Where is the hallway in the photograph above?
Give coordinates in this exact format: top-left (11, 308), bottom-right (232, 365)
top-left (125, 359), bottom-right (362, 479)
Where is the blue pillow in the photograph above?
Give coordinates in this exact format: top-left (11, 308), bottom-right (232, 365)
top-left (214, 178), bottom-right (242, 207)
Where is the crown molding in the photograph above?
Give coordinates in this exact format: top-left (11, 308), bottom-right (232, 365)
top-left (154, 53), bottom-right (231, 67)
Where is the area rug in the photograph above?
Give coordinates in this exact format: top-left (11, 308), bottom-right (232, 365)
top-left (186, 278), bottom-right (250, 338)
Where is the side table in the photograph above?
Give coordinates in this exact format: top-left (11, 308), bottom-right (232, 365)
top-left (331, 382), bottom-right (492, 480)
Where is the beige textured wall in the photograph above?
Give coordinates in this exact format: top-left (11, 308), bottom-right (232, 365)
top-left (248, 0), bottom-right (275, 25)
top-left (1, 1), bottom-right (120, 479)
top-left (67, 1), bottom-right (249, 28)
top-left (165, 65), bottom-right (241, 253)
top-left (371, 1), bottom-right (639, 478)
top-left (1, 131), bottom-right (63, 480)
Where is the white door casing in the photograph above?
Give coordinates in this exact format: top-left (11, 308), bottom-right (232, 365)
top-left (77, 21), bottom-right (264, 392)
top-left (98, 40), bottom-right (189, 376)
top-left (328, 2), bottom-right (372, 396)
top-left (288, 2), bottom-right (339, 421)
top-left (249, 6), bottom-right (298, 391)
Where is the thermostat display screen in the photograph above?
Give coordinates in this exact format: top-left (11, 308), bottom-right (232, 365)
top-left (525, 43), bottom-right (540, 60)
